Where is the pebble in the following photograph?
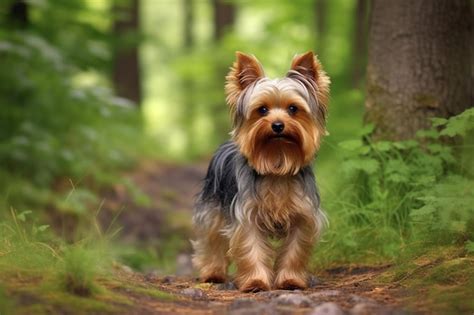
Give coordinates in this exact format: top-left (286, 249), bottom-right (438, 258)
top-left (348, 294), bottom-right (375, 304)
top-left (229, 298), bottom-right (261, 309)
top-left (160, 275), bottom-right (176, 284)
top-left (180, 288), bottom-right (207, 299)
top-left (310, 290), bottom-right (342, 300)
top-left (308, 302), bottom-right (345, 315)
top-left (229, 298), bottom-right (269, 315)
top-left (273, 293), bottom-right (314, 307)
top-left (216, 281), bottom-right (237, 290)
top-left (308, 275), bottom-right (322, 288)
top-left (350, 303), bottom-right (399, 315)
top-left (256, 290), bottom-right (297, 299)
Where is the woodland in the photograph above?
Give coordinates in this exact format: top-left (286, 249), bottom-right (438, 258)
top-left (0, 0), bottom-right (473, 314)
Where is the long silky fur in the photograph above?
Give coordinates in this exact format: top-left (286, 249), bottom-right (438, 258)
top-left (192, 52), bottom-right (330, 291)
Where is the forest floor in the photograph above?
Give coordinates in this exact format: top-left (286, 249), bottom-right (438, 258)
top-left (8, 161), bottom-right (469, 314)
top-left (94, 161), bottom-right (410, 315)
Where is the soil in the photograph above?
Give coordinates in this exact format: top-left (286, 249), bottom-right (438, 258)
top-left (97, 160), bottom-right (412, 315)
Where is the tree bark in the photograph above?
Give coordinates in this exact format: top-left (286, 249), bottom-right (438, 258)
top-left (314, 0), bottom-right (327, 57)
top-left (113, 0), bottom-right (141, 106)
top-left (8, 0), bottom-right (29, 29)
top-left (366, 0), bottom-right (472, 140)
top-left (212, 0), bottom-right (236, 41)
top-left (183, 0), bottom-right (196, 155)
top-left (212, 0), bottom-right (236, 142)
top-left (351, 0), bottom-right (369, 88)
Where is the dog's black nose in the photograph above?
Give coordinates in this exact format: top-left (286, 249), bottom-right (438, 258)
top-left (271, 121), bottom-right (285, 134)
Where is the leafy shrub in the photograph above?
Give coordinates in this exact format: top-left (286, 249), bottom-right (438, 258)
top-left (315, 108), bottom-right (474, 265)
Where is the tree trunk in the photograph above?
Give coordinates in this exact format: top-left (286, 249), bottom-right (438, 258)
top-left (113, 0), bottom-right (141, 106)
top-left (182, 0), bottom-right (196, 155)
top-left (8, 0), bottom-right (29, 29)
top-left (212, 0), bottom-right (236, 142)
top-left (366, 0), bottom-right (472, 140)
top-left (314, 0), bottom-right (327, 57)
top-left (212, 0), bottom-right (236, 41)
top-left (351, 0), bottom-right (369, 88)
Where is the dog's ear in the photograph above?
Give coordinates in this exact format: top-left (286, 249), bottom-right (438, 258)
top-left (289, 51), bottom-right (325, 83)
top-left (225, 52), bottom-right (265, 110)
top-left (288, 51), bottom-right (330, 113)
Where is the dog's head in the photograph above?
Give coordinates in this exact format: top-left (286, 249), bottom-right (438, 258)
top-left (225, 52), bottom-right (330, 176)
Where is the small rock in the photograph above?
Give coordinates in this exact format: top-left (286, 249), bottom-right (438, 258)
top-left (310, 290), bottom-right (341, 301)
top-left (229, 298), bottom-right (269, 315)
top-left (256, 290), bottom-right (291, 299)
top-left (350, 303), bottom-right (393, 315)
top-left (230, 298), bottom-right (261, 309)
top-left (308, 275), bottom-right (322, 288)
top-left (180, 288), bottom-right (207, 299)
top-left (348, 294), bottom-right (375, 304)
top-left (308, 302), bottom-right (345, 315)
top-left (229, 305), bottom-right (270, 315)
top-left (274, 293), bottom-right (314, 307)
top-left (216, 281), bottom-right (237, 290)
top-left (160, 275), bottom-right (176, 284)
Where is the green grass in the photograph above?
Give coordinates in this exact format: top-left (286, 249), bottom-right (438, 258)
top-left (124, 286), bottom-right (176, 301)
top-left (375, 246), bottom-right (474, 314)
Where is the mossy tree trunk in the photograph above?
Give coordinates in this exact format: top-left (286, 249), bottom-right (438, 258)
top-left (365, 0), bottom-right (472, 140)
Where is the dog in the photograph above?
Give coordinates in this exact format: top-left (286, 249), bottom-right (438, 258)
top-left (192, 51), bottom-right (330, 292)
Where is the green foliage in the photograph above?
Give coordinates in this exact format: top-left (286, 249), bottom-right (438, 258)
top-left (142, 0), bottom-right (359, 158)
top-left (315, 108), bottom-right (474, 266)
top-left (0, 29), bottom-right (140, 185)
top-left (0, 1), bottom-right (158, 228)
top-left (59, 245), bottom-right (106, 296)
top-left (0, 285), bottom-right (13, 315)
top-left (0, 208), bottom-right (109, 291)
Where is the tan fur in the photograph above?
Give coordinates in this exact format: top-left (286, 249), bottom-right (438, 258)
top-left (289, 52), bottom-right (330, 142)
top-left (229, 176), bottom-right (320, 290)
top-left (290, 52), bottom-right (330, 119)
top-left (192, 212), bottom-right (229, 283)
top-left (225, 52), bottom-right (265, 116)
top-left (194, 52), bottom-right (329, 292)
top-left (235, 103), bottom-right (319, 176)
top-left (274, 215), bottom-right (317, 289)
top-left (228, 224), bottom-right (274, 292)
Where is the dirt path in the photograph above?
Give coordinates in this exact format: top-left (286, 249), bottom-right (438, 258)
top-left (102, 161), bottom-right (410, 315)
top-left (107, 265), bottom-right (406, 315)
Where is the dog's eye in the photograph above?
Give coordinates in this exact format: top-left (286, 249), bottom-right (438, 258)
top-left (288, 104), bottom-right (298, 115)
top-left (257, 106), bottom-right (269, 116)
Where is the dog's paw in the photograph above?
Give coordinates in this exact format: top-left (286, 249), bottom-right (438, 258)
top-left (202, 274), bottom-right (226, 283)
top-left (274, 278), bottom-right (307, 290)
top-left (239, 279), bottom-right (271, 293)
top-left (274, 270), bottom-right (307, 290)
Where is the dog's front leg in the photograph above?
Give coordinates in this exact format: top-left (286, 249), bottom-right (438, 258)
top-left (229, 224), bottom-right (274, 292)
top-left (274, 215), bottom-right (317, 290)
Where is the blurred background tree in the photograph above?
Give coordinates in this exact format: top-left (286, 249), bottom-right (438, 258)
top-left (113, 0), bottom-right (142, 105)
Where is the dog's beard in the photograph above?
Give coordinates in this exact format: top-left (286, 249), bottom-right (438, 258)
top-left (237, 122), bottom-right (315, 176)
top-left (252, 135), bottom-right (304, 175)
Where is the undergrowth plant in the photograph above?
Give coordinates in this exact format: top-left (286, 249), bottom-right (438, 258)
top-left (314, 108), bottom-right (474, 267)
top-left (0, 209), bottom-right (113, 300)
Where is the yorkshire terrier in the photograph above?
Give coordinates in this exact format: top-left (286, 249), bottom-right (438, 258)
top-left (192, 51), bottom-right (330, 292)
